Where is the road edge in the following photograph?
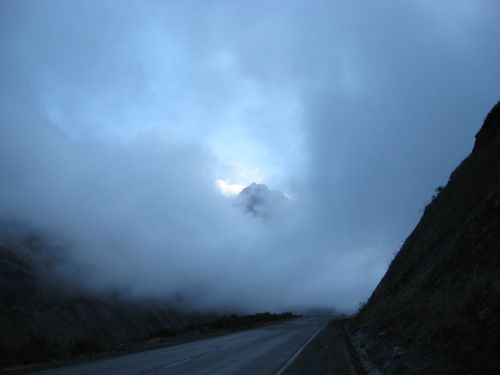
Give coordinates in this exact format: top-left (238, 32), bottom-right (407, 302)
top-left (340, 320), bottom-right (369, 375)
top-left (274, 321), bottom-right (328, 375)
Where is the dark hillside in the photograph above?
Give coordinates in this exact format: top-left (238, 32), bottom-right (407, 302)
top-left (352, 102), bottom-right (500, 375)
top-left (0, 225), bottom-right (296, 371)
top-left (0, 225), bottom-right (208, 369)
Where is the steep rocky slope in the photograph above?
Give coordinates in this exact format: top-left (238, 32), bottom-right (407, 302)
top-left (352, 102), bottom-right (500, 374)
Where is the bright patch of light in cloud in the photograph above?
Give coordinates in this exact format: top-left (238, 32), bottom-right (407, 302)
top-left (215, 179), bottom-right (245, 197)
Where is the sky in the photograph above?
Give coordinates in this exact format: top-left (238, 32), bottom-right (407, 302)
top-left (0, 0), bottom-right (499, 313)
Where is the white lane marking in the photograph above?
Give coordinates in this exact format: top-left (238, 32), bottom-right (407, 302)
top-left (161, 357), bottom-right (192, 368)
top-left (139, 341), bottom-right (241, 373)
top-left (139, 357), bottom-right (194, 374)
top-left (274, 322), bottom-right (328, 375)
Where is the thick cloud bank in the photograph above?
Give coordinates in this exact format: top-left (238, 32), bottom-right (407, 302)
top-left (1, 0), bottom-right (499, 312)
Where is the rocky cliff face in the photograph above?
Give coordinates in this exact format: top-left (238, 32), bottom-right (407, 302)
top-left (352, 102), bottom-right (500, 374)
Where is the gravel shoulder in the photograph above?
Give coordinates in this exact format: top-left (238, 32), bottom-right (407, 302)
top-left (283, 319), bottom-right (367, 375)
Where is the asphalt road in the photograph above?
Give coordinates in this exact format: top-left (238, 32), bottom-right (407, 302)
top-left (34, 317), bottom-right (329, 375)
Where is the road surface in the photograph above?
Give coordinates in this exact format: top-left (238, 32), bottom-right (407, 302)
top-left (35, 317), bottom-right (329, 375)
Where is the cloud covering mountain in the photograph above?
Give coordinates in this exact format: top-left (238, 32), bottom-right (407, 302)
top-left (0, 0), bottom-right (499, 313)
top-left (234, 183), bottom-right (290, 219)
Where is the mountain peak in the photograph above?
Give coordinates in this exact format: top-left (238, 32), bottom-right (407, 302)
top-left (235, 183), bottom-right (289, 219)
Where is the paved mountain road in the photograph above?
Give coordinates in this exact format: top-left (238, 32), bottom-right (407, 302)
top-left (35, 317), bottom-right (329, 375)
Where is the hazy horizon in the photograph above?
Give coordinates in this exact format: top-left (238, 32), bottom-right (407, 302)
top-left (1, 0), bottom-right (499, 313)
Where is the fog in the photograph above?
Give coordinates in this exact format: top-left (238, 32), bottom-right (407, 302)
top-left (1, 0), bottom-right (499, 313)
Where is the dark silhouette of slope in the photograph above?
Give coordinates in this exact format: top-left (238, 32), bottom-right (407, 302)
top-left (0, 224), bottom-right (297, 370)
top-left (0, 224), bottom-right (210, 369)
top-left (352, 102), bottom-right (500, 374)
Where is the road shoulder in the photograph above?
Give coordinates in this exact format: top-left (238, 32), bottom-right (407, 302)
top-left (282, 319), bottom-right (367, 375)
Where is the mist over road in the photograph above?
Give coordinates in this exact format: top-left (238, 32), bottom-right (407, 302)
top-left (35, 317), bottom-right (328, 375)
